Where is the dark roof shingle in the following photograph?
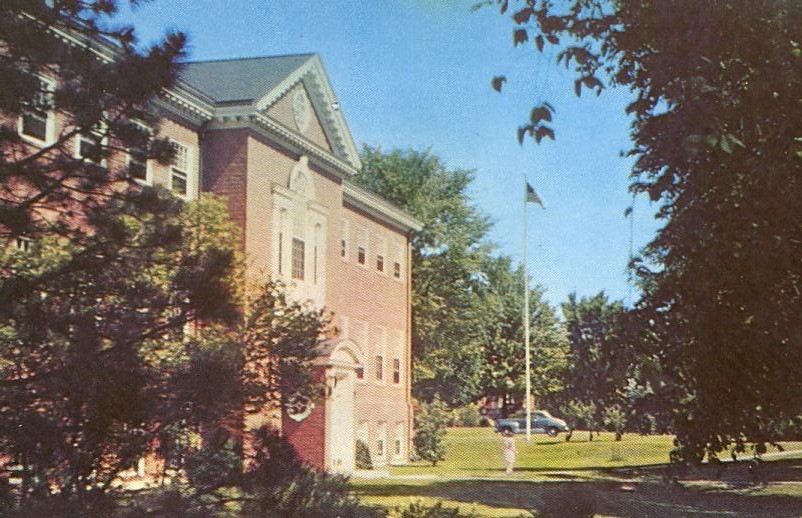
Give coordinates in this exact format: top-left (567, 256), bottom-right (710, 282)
top-left (179, 54), bottom-right (315, 103)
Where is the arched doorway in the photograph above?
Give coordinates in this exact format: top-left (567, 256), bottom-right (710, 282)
top-left (321, 339), bottom-right (362, 473)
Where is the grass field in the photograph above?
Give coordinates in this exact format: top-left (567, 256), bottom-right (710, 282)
top-left (389, 428), bottom-right (676, 479)
top-left (352, 427), bottom-right (802, 517)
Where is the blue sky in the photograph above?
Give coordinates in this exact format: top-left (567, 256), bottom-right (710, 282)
top-left (119, 0), bottom-right (661, 307)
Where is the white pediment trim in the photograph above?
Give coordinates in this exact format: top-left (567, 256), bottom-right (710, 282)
top-left (253, 55), bottom-right (361, 171)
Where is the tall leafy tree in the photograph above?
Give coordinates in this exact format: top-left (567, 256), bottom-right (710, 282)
top-left (560, 292), bottom-right (633, 435)
top-left (356, 146), bottom-right (493, 405)
top-left (0, 192), bottom-right (242, 499)
top-left (478, 255), bottom-right (568, 416)
top-left (488, 0), bottom-right (802, 458)
top-left (0, 0), bottom-right (185, 244)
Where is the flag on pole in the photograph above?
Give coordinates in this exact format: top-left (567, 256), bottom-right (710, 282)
top-left (526, 182), bottom-right (544, 207)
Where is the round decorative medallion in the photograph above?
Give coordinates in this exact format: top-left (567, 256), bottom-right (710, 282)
top-left (292, 89), bottom-right (311, 134)
top-left (285, 393), bottom-right (314, 422)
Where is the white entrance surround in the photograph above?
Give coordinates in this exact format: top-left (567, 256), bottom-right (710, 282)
top-left (315, 338), bottom-right (363, 474)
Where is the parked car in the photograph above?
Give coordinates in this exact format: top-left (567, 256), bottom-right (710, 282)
top-left (494, 410), bottom-right (571, 436)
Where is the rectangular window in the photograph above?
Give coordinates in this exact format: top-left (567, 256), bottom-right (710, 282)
top-left (393, 358), bottom-right (401, 384)
top-left (340, 220), bottom-right (349, 260)
top-left (21, 112), bottom-right (48, 142)
top-left (14, 237), bottom-right (32, 253)
top-left (355, 366), bottom-right (364, 380)
top-left (392, 242), bottom-right (404, 279)
top-left (128, 121), bottom-right (151, 182)
top-left (75, 118), bottom-right (107, 168)
top-left (395, 438), bottom-right (402, 456)
top-left (375, 355), bottom-right (384, 381)
top-left (170, 141), bottom-right (190, 197)
top-left (376, 238), bottom-right (386, 273)
top-left (171, 170), bottom-right (187, 195)
top-left (377, 422), bottom-right (387, 458)
top-left (292, 238), bottom-right (305, 280)
top-left (20, 77), bottom-right (54, 143)
top-left (356, 227), bottom-right (368, 265)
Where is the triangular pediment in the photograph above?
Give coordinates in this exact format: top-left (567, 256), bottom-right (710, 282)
top-left (254, 55), bottom-right (361, 170)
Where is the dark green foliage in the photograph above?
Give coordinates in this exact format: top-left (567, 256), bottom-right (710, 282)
top-left (0, 0), bottom-right (186, 241)
top-left (413, 399), bottom-right (450, 466)
top-left (0, 192), bottom-right (242, 498)
top-left (478, 256), bottom-right (568, 417)
top-left (356, 439), bottom-right (374, 470)
top-left (356, 146), bottom-right (493, 406)
top-left (603, 405), bottom-right (627, 441)
top-left (560, 292), bottom-right (633, 430)
top-left (184, 440), bottom-right (241, 492)
top-left (490, 0), bottom-right (802, 458)
top-left (450, 404), bottom-right (482, 427)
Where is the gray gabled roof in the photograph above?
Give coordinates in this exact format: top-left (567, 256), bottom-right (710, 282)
top-left (179, 53), bottom-right (315, 104)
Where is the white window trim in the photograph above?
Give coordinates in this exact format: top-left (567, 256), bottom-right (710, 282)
top-left (169, 139), bottom-right (194, 200)
top-left (73, 121), bottom-right (108, 168)
top-left (391, 329), bottom-right (404, 386)
top-left (352, 319), bottom-right (368, 384)
top-left (374, 326), bottom-right (387, 385)
top-left (393, 423), bottom-right (405, 461)
top-left (356, 226), bottom-right (369, 268)
top-left (14, 236), bottom-right (33, 253)
top-left (392, 241), bottom-right (405, 283)
top-left (376, 422), bottom-right (387, 460)
top-left (375, 237), bottom-right (387, 275)
top-left (128, 121), bottom-right (153, 185)
top-left (18, 76), bottom-right (56, 147)
top-left (339, 219), bottom-right (350, 262)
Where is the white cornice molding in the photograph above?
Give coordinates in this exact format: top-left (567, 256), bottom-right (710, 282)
top-left (156, 88), bottom-right (214, 124)
top-left (252, 55), bottom-right (361, 171)
top-left (211, 112), bottom-right (358, 179)
top-left (342, 182), bottom-right (423, 233)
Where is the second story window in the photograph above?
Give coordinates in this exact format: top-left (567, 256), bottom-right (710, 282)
top-left (356, 227), bottom-right (368, 265)
top-left (292, 238), bottom-right (305, 280)
top-left (19, 77), bottom-right (55, 145)
top-left (393, 358), bottom-right (401, 384)
top-left (170, 141), bottom-right (190, 197)
top-left (128, 122), bottom-right (151, 183)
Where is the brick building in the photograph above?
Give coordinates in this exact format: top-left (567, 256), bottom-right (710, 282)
top-left (10, 51), bottom-right (421, 475)
top-left (177, 54), bottom-right (422, 472)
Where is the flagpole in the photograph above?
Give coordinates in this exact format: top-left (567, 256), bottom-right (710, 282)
top-left (523, 175), bottom-right (532, 442)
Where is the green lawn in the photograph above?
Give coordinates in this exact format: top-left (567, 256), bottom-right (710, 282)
top-left (389, 427), bottom-right (676, 479)
top-left (352, 427), bottom-right (802, 517)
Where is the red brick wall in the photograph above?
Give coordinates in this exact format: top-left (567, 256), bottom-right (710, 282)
top-left (281, 366), bottom-right (327, 470)
top-left (202, 128), bottom-right (249, 248)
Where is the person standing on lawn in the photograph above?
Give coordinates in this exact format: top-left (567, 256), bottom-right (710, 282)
top-left (502, 429), bottom-right (517, 475)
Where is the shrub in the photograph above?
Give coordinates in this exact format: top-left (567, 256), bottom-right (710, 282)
top-left (451, 404), bottom-right (482, 427)
top-left (390, 500), bottom-right (477, 517)
top-left (413, 399), bottom-right (450, 466)
top-left (603, 405), bottom-right (628, 441)
top-left (356, 439), bottom-right (373, 470)
top-left (245, 467), bottom-right (380, 518)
